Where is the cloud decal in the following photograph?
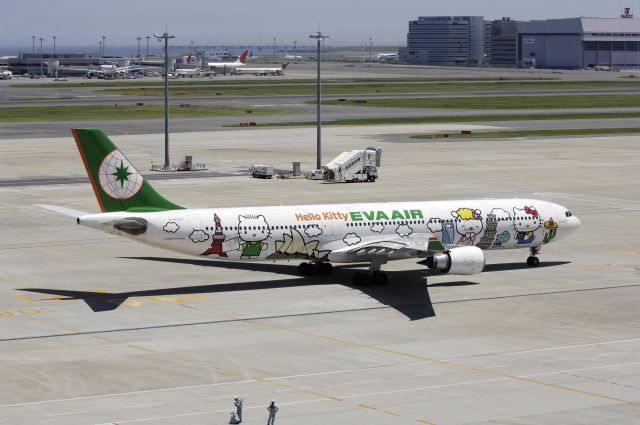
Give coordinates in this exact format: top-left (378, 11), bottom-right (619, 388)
top-left (343, 233), bottom-right (361, 246)
top-left (189, 229), bottom-right (210, 243)
top-left (163, 221), bottom-right (180, 233)
top-left (489, 208), bottom-right (511, 221)
top-left (370, 223), bottom-right (385, 233)
top-left (304, 225), bottom-right (323, 238)
top-left (396, 224), bottom-right (413, 237)
top-left (427, 219), bottom-right (442, 233)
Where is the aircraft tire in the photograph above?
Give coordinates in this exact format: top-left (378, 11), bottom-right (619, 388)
top-left (527, 256), bottom-right (540, 267)
top-left (299, 262), bottom-right (317, 276)
top-left (317, 262), bottom-right (333, 275)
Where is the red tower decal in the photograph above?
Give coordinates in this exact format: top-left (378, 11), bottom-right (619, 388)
top-left (201, 214), bottom-right (228, 257)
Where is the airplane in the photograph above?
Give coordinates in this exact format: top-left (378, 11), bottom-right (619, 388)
top-left (206, 50), bottom-right (249, 74)
top-left (39, 129), bottom-right (581, 286)
top-left (0, 69), bottom-right (12, 80)
top-left (376, 52), bottom-right (399, 62)
top-left (235, 62), bottom-right (289, 76)
top-left (283, 50), bottom-right (303, 61)
top-left (60, 63), bottom-right (143, 79)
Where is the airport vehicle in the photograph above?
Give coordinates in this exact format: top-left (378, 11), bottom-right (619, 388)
top-left (206, 50), bottom-right (249, 74)
top-left (305, 169), bottom-right (325, 180)
top-left (40, 129), bottom-right (580, 286)
top-left (251, 165), bottom-right (274, 179)
top-left (235, 62), bottom-right (289, 76)
top-left (324, 147), bottom-right (381, 183)
top-left (0, 69), bottom-right (12, 79)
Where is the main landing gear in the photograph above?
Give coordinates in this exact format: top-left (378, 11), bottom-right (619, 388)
top-left (298, 261), bottom-right (333, 276)
top-left (527, 247), bottom-right (540, 267)
top-left (351, 257), bottom-right (389, 286)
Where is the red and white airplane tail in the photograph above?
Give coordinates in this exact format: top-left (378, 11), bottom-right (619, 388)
top-left (236, 50), bottom-right (249, 64)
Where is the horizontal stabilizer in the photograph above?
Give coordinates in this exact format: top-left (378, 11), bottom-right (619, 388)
top-left (34, 204), bottom-right (89, 218)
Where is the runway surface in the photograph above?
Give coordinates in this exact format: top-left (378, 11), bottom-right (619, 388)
top-left (0, 123), bottom-right (638, 424)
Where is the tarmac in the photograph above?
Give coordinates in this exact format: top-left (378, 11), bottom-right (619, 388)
top-left (0, 121), bottom-right (639, 424)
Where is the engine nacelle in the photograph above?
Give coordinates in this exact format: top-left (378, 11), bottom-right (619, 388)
top-left (425, 246), bottom-right (485, 275)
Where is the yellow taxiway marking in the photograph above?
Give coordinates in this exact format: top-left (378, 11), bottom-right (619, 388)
top-left (180, 304), bottom-right (634, 405)
top-left (24, 315), bottom-right (80, 333)
top-left (383, 409), bottom-right (401, 416)
top-left (358, 403), bottom-right (377, 410)
top-left (126, 344), bottom-right (155, 353)
top-left (91, 335), bottom-right (118, 343)
top-left (417, 419), bottom-right (438, 425)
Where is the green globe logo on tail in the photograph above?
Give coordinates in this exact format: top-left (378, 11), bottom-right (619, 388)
top-left (98, 150), bottom-right (144, 200)
top-left (72, 128), bottom-right (183, 213)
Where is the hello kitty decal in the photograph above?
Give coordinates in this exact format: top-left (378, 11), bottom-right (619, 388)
top-left (237, 215), bottom-right (270, 258)
top-left (451, 208), bottom-right (484, 246)
top-left (513, 206), bottom-right (541, 245)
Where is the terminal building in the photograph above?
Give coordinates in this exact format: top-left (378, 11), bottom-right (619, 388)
top-left (400, 13), bottom-right (640, 69)
top-left (518, 17), bottom-right (640, 69)
top-left (399, 16), bottom-right (485, 66)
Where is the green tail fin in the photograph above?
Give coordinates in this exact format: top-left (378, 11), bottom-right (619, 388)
top-left (72, 128), bottom-right (184, 213)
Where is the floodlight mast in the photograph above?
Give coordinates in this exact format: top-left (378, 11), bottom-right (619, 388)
top-left (155, 32), bottom-right (175, 170)
top-left (309, 31), bottom-right (328, 170)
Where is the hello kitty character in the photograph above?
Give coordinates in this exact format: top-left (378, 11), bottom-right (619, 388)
top-left (237, 215), bottom-right (270, 258)
top-left (451, 208), bottom-right (484, 246)
top-left (513, 206), bottom-right (541, 245)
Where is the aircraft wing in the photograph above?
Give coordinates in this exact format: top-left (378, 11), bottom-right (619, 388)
top-left (328, 232), bottom-right (446, 262)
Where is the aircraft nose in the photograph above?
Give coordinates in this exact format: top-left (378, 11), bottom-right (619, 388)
top-left (566, 215), bottom-right (581, 234)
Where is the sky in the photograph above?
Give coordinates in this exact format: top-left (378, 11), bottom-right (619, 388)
top-left (1, 0), bottom-right (638, 50)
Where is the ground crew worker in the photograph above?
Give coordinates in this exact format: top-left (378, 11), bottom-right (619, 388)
top-left (234, 396), bottom-right (243, 422)
top-left (266, 399), bottom-right (278, 425)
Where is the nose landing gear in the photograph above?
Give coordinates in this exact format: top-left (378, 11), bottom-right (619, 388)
top-left (527, 247), bottom-right (540, 266)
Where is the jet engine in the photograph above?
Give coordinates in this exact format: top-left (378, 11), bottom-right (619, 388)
top-left (423, 246), bottom-right (485, 275)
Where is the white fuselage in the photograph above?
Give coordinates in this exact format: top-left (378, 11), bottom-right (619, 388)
top-left (79, 199), bottom-right (580, 263)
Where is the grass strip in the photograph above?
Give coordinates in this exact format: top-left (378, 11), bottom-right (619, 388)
top-left (11, 76), bottom-right (555, 89)
top-left (241, 111), bottom-right (640, 127)
top-left (0, 104), bottom-right (301, 122)
top-left (410, 127), bottom-right (640, 139)
top-left (322, 94), bottom-right (640, 109)
top-left (94, 80), bottom-right (640, 97)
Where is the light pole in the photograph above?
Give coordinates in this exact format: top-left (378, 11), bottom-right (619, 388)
top-left (101, 35), bottom-right (106, 57)
top-left (369, 37), bottom-right (372, 62)
top-left (294, 40), bottom-right (297, 60)
top-left (136, 36), bottom-right (142, 57)
top-left (273, 37), bottom-right (276, 63)
top-left (32, 35), bottom-right (35, 54)
top-left (53, 35), bottom-right (57, 56)
top-left (155, 31), bottom-right (175, 170)
top-left (39, 37), bottom-right (44, 77)
top-left (98, 40), bottom-right (102, 58)
top-left (309, 31), bottom-right (328, 170)
top-left (145, 35), bottom-right (150, 59)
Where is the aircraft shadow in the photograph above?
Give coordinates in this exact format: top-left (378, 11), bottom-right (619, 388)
top-left (17, 258), bottom-right (569, 320)
top-left (19, 257), bottom-right (436, 320)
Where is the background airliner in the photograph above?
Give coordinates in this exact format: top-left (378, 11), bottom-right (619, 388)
top-left (206, 50), bottom-right (249, 73)
top-left (235, 62), bottom-right (289, 76)
top-left (40, 129), bottom-right (580, 286)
